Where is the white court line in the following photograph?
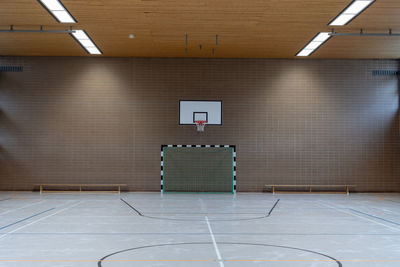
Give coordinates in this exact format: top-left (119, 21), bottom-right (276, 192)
top-left (0, 200), bottom-right (45, 216)
top-left (205, 216), bottom-right (225, 267)
top-left (0, 201), bottom-right (83, 241)
top-left (319, 202), bottom-right (400, 232)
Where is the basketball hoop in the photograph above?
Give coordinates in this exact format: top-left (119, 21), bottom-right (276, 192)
top-left (194, 120), bottom-right (206, 132)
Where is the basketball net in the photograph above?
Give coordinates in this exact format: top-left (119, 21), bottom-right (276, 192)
top-left (194, 121), bottom-right (206, 132)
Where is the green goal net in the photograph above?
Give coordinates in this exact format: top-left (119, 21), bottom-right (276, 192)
top-left (163, 147), bottom-right (234, 193)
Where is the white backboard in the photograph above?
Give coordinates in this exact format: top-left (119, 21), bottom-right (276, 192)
top-left (179, 100), bottom-right (222, 125)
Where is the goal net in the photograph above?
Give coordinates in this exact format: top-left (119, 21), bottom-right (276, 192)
top-left (163, 147), bottom-right (234, 193)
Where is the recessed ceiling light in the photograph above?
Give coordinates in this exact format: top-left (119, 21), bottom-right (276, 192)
top-left (79, 39), bottom-right (95, 47)
top-left (71, 30), bottom-right (102, 55)
top-left (129, 34), bottom-right (135, 39)
top-left (71, 30), bottom-right (87, 39)
top-left (296, 32), bottom-right (332, 57)
top-left (346, 0), bottom-right (374, 14)
top-left (312, 32), bottom-right (331, 42)
top-left (38, 0), bottom-right (77, 23)
top-left (51, 10), bottom-right (75, 23)
top-left (329, 0), bottom-right (375, 26)
top-left (86, 47), bottom-right (102, 55)
top-left (40, 0), bottom-right (63, 10)
top-left (304, 41), bottom-right (324, 50)
top-left (330, 14), bottom-right (354, 26)
top-left (297, 49), bottom-right (314, 57)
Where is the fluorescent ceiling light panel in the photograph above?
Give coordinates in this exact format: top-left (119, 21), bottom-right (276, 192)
top-left (86, 47), bottom-right (102, 55)
top-left (71, 30), bottom-right (102, 55)
top-left (79, 39), bottom-right (95, 47)
top-left (52, 10), bottom-right (75, 23)
top-left (329, 0), bottom-right (375, 26)
top-left (71, 30), bottom-right (90, 41)
top-left (312, 32), bottom-right (331, 43)
top-left (312, 32), bottom-right (331, 42)
top-left (346, 0), bottom-right (373, 14)
top-left (304, 41), bottom-right (323, 50)
top-left (296, 32), bottom-right (331, 57)
top-left (38, 0), bottom-right (77, 23)
top-left (71, 30), bottom-right (87, 39)
top-left (41, 0), bottom-right (64, 10)
top-left (329, 14), bottom-right (354, 26)
top-left (297, 50), bottom-right (314, 57)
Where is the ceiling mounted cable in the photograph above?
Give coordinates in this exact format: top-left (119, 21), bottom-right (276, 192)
top-left (0, 25), bottom-right (75, 34)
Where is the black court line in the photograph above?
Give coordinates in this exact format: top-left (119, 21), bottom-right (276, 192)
top-left (0, 208), bottom-right (55, 231)
top-left (266, 199), bottom-right (280, 217)
top-left (98, 242), bottom-right (342, 267)
top-left (120, 198), bottom-right (143, 216)
top-left (121, 198), bottom-right (280, 221)
top-left (0, 198), bottom-right (13, 202)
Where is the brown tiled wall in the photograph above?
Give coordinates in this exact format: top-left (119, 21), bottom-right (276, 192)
top-left (0, 57), bottom-right (399, 192)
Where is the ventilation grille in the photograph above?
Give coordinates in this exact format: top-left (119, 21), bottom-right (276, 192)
top-left (372, 70), bottom-right (399, 76)
top-left (0, 66), bottom-right (23, 72)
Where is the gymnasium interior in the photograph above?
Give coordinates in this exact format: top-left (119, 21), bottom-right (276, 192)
top-left (0, 0), bottom-right (399, 266)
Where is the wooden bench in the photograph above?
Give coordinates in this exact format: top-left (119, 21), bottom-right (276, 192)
top-left (265, 184), bottom-right (355, 195)
top-left (36, 184), bottom-right (127, 195)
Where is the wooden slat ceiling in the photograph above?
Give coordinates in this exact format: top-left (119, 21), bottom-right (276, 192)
top-left (0, 0), bottom-right (399, 58)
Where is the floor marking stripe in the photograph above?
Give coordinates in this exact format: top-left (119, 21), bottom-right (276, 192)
top-left (226, 259), bottom-right (400, 262)
top-left (319, 202), bottom-right (400, 232)
top-left (0, 259), bottom-right (215, 262)
top-left (2, 232), bottom-right (400, 236)
top-left (0, 259), bottom-right (397, 262)
top-left (144, 212), bottom-right (267, 215)
top-left (0, 201), bottom-right (83, 241)
top-left (266, 199), bottom-right (280, 217)
top-left (0, 200), bottom-right (45, 216)
top-left (350, 209), bottom-right (400, 227)
top-left (121, 198), bottom-right (271, 221)
top-left (98, 242), bottom-right (341, 266)
top-left (0, 208), bottom-right (55, 230)
top-left (120, 198), bottom-right (143, 216)
top-left (205, 216), bottom-right (225, 267)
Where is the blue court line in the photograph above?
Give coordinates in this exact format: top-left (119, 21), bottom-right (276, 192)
top-left (349, 208), bottom-right (400, 227)
top-left (0, 208), bottom-right (55, 231)
top-left (0, 198), bottom-right (13, 202)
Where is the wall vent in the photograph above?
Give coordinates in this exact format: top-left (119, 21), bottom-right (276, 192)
top-left (372, 70), bottom-right (398, 76)
top-left (0, 66), bottom-right (23, 72)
